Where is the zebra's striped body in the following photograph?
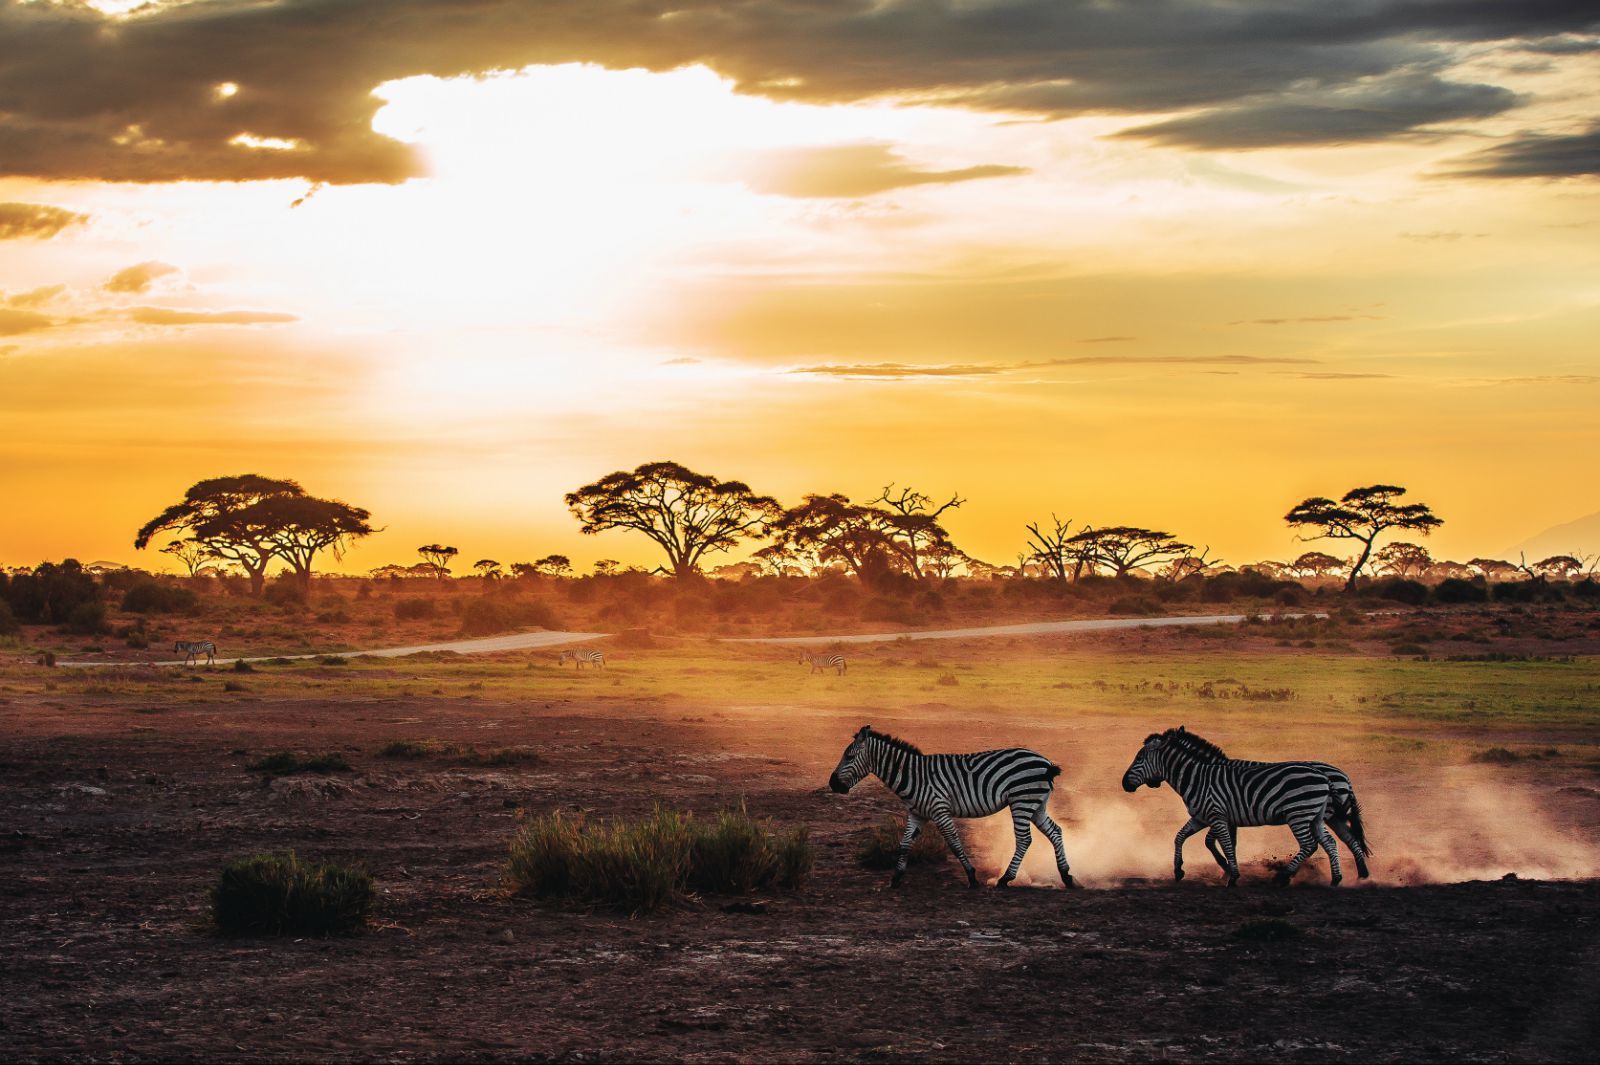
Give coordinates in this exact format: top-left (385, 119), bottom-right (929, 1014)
top-left (558, 648), bottom-right (605, 669)
top-left (801, 651), bottom-right (846, 675)
top-left (174, 640), bottom-right (216, 666)
top-left (1122, 727), bottom-right (1342, 886)
top-left (1203, 759), bottom-right (1372, 880)
top-left (829, 725), bottom-right (1076, 889)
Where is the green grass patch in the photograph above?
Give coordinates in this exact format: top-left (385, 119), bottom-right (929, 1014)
top-left (379, 738), bottom-right (542, 766)
top-left (856, 816), bottom-right (952, 870)
top-left (246, 751), bottom-right (352, 776)
top-left (211, 852), bottom-right (373, 936)
top-left (505, 805), bottom-right (811, 915)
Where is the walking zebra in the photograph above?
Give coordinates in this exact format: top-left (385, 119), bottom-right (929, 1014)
top-left (1122, 726), bottom-right (1344, 886)
top-left (174, 640), bottom-right (216, 666)
top-left (829, 725), bottom-right (1076, 889)
top-left (800, 651), bottom-right (846, 675)
top-left (1200, 760), bottom-right (1372, 880)
top-left (558, 648), bottom-right (605, 669)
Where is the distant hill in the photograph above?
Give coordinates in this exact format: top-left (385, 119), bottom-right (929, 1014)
top-left (1506, 510), bottom-right (1600, 562)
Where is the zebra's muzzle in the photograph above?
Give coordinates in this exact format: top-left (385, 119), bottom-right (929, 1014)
top-left (828, 773), bottom-right (850, 794)
top-left (1121, 776), bottom-right (1141, 793)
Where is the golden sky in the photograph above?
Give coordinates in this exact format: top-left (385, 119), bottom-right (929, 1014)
top-left (1, 1), bottom-right (1598, 574)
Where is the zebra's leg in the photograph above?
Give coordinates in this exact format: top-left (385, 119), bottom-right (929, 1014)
top-left (1031, 806), bottom-right (1077, 889)
top-left (996, 803), bottom-right (1035, 889)
top-left (931, 809), bottom-right (979, 888)
top-left (1204, 828), bottom-right (1231, 876)
top-left (1316, 820), bottom-right (1343, 887)
top-left (1173, 816), bottom-right (1205, 882)
top-left (890, 813), bottom-right (924, 888)
top-left (1208, 819), bottom-right (1240, 887)
top-left (1275, 820), bottom-right (1320, 886)
top-left (1328, 815), bottom-right (1370, 879)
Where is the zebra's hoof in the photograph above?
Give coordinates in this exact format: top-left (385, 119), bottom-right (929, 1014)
top-left (1273, 872), bottom-right (1292, 887)
top-left (1226, 875), bottom-right (1239, 888)
top-left (995, 877), bottom-right (1011, 890)
top-left (1330, 876), bottom-right (1343, 887)
top-left (1062, 875), bottom-right (1080, 890)
top-left (966, 873), bottom-right (980, 889)
top-left (890, 873), bottom-right (904, 889)
top-left (1174, 868), bottom-right (1185, 882)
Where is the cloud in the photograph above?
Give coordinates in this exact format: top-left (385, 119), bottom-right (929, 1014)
top-left (5, 285), bottom-right (66, 309)
top-left (1444, 122), bottom-right (1600, 179)
top-left (1296, 371), bottom-right (1394, 380)
top-left (1495, 374), bottom-right (1600, 386)
top-left (1117, 71), bottom-right (1521, 149)
top-left (790, 353), bottom-right (1317, 378)
top-left (0, 308), bottom-right (53, 336)
top-left (0, 202), bottom-right (88, 240)
top-left (129, 307), bottom-right (299, 326)
top-left (105, 261), bottom-right (181, 295)
top-left (1229, 315), bottom-right (1383, 325)
top-left (660, 356), bottom-right (701, 366)
top-left (741, 144), bottom-right (1027, 199)
top-left (1079, 336), bottom-right (1136, 343)
top-left (1399, 230), bottom-right (1489, 241)
top-left (0, 0), bottom-right (1594, 183)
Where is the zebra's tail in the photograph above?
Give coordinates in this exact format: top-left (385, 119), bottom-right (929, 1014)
top-left (1047, 763), bottom-right (1062, 780)
top-left (1344, 793), bottom-right (1373, 856)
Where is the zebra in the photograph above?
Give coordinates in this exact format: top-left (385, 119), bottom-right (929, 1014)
top-left (1199, 760), bottom-right (1372, 881)
top-left (800, 651), bottom-right (846, 675)
top-left (558, 648), bottom-right (605, 669)
top-left (829, 724), bottom-right (1076, 890)
top-left (1122, 726), bottom-right (1343, 887)
top-left (173, 640), bottom-right (216, 666)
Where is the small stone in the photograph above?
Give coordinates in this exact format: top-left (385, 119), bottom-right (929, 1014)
top-left (498, 928), bottom-right (515, 944)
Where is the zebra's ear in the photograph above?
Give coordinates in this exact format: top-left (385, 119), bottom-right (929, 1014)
top-left (856, 724), bottom-right (871, 738)
top-left (1177, 725), bottom-right (1187, 734)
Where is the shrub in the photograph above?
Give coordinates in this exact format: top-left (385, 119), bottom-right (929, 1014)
top-left (393, 598), bottom-right (436, 621)
top-left (232, 659), bottom-right (255, 673)
top-left (247, 751), bottom-right (351, 776)
top-left (1, 560), bottom-right (99, 624)
top-left (505, 805), bottom-right (812, 915)
top-left (1434, 577), bottom-right (1488, 604)
top-left (1274, 586), bottom-right (1307, 607)
top-left (223, 680), bottom-right (249, 693)
top-left (459, 597), bottom-right (563, 637)
top-left (0, 598), bottom-right (17, 637)
top-left (121, 580), bottom-right (199, 615)
top-left (1371, 578), bottom-right (1428, 605)
top-left (856, 816), bottom-right (951, 870)
top-left (379, 738), bottom-right (441, 759)
top-left (63, 600), bottom-right (109, 635)
top-left (264, 579), bottom-right (307, 608)
top-left (1109, 596), bottom-right (1156, 616)
top-left (211, 852), bottom-right (373, 936)
top-left (935, 673), bottom-right (960, 687)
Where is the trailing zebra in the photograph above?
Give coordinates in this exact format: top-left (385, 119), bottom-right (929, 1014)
top-left (558, 648), bottom-right (605, 669)
top-left (174, 640), bottom-right (216, 666)
top-left (1200, 760), bottom-right (1371, 881)
top-left (1122, 726), bottom-right (1348, 886)
top-left (800, 651), bottom-right (846, 675)
top-left (829, 724), bottom-right (1076, 889)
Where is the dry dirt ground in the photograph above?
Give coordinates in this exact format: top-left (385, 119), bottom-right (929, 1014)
top-left (3, 662), bottom-right (1598, 1063)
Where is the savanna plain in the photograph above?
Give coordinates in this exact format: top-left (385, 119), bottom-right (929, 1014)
top-left (4, 586), bottom-right (1599, 1062)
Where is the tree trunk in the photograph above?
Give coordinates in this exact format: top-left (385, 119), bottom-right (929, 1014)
top-left (247, 566), bottom-right (266, 596)
top-left (1344, 538), bottom-right (1376, 592)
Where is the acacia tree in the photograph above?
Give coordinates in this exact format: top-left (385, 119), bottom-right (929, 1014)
top-left (417, 544), bottom-right (458, 579)
top-left (566, 462), bottom-right (780, 578)
top-left (473, 559), bottom-right (503, 580)
top-left (1467, 557), bottom-right (1520, 584)
top-left (1023, 516), bottom-right (1076, 581)
top-left (1160, 546), bottom-right (1223, 582)
top-left (1285, 485), bottom-right (1443, 591)
top-left (771, 494), bottom-right (900, 583)
top-left (256, 494), bottom-right (375, 590)
top-left (871, 483), bottom-right (965, 579)
top-left (1374, 542), bottom-right (1432, 579)
top-left (1288, 551), bottom-right (1345, 581)
top-left (135, 475), bottom-right (304, 594)
top-left (160, 539), bottom-right (209, 577)
top-left (1068, 526), bottom-right (1190, 578)
top-left (1533, 555), bottom-right (1582, 581)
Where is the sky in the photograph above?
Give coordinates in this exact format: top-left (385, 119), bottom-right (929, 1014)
top-left (1, 0), bottom-right (1598, 575)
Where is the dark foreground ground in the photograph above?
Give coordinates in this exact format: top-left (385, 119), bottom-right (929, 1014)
top-left (2, 670), bottom-right (1598, 1063)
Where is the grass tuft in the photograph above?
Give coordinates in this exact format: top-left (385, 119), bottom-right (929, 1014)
top-left (856, 816), bottom-right (952, 870)
top-left (247, 751), bottom-right (352, 776)
top-left (505, 804), bottom-right (811, 915)
top-left (211, 852), bottom-right (372, 936)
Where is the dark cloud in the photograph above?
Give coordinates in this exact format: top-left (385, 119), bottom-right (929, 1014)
top-left (0, 0), bottom-right (1594, 183)
top-left (105, 261), bottom-right (181, 295)
top-left (0, 202), bottom-right (88, 239)
top-left (0, 308), bottom-right (53, 336)
top-left (1444, 122), bottom-right (1600, 178)
top-left (742, 144), bottom-right (1026, 198)
top-left (130, 307), bottom-right (298, 326)
top-left (1116, 71), bottom-right (1520, 149)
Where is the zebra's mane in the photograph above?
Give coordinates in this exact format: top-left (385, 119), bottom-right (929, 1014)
top-left (1149, 727), bottom-right (1228, 762)
top-left (865, 728), bottom-right (923, 756)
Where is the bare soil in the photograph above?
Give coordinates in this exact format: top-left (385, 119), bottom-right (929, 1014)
top-left (3, 672), bottom-right (1598, 1062)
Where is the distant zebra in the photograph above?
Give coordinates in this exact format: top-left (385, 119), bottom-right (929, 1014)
top-left (558, 648), bottom-right (605, 669)
top-left (1122, 726), bottom-right (1344, 886)
top-left (174, 640), bottom-right (216, 666)
top-left (829, 724), bottom-right (1076, 889)
top-left (1201, 760), bottom-right (1372, 881)
top-left (800, 651), bottom-right (846, 675)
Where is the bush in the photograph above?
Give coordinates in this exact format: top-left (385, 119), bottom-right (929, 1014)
top-left (247, 751), bottom-right (351, 776)
top-left (63, 600), bottom-right (109, 635)
top-left (264, 579), bottom-right (307, 608)
top-left (856, 816), bottom-right (952, 870)
top-left (121, 580), bottom-right (199, 615)
top-left (1372, 578), bottom-right (1428, 605)
top-left (0, 598), bottom-right (18, 637)
top-left (505, 805), bottom-right (812, 915)
top-left (1, 560), bottom-right (100, 624)
top-left (1434, 577), bottom-right (1488, 604)
top-left (393, 598), bottom-right (436, 621)
top-left (379, 738), bottom-right (441, 759)
top-left (1274, 586), bottom-right (1307, 607)
top-left (211, 852), bottom-right (373, 936)
top-left (459, 597), bottom-right (562, 637)
top-left (1109, 596), bottom-right (1156, 616)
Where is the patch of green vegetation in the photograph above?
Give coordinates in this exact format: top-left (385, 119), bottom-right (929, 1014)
top-left (246, 751), bottom-right (352, 776)
top-left (211, 852), bottom-right (372, 936)
top-left (856, 816), bottom-right (951, 871)
top-left (378, 738), bottom-right (542, 766)
top-left (505, 805), bottom-right (811, 915)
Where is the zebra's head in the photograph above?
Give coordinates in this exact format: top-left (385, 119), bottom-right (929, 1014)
top-left (1122, 733), bottom-right (1169, 792)
top-left (829, 725), bottom-right (874, 793)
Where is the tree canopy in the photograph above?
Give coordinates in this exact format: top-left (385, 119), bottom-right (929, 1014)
top-left (565, 462), bottom-right (780, 577)
top-left (135, 475), bottom-right (304, 594)
top-left (1285, 484), bottom-right (1442, 590)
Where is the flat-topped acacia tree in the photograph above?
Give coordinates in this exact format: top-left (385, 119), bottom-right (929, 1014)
top-left (135, 475), bottom-right (303, 595)
top-left (565, 461), bottom-right (780, 578)
top-left (1285, 484), bottom-right (1443, 591)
